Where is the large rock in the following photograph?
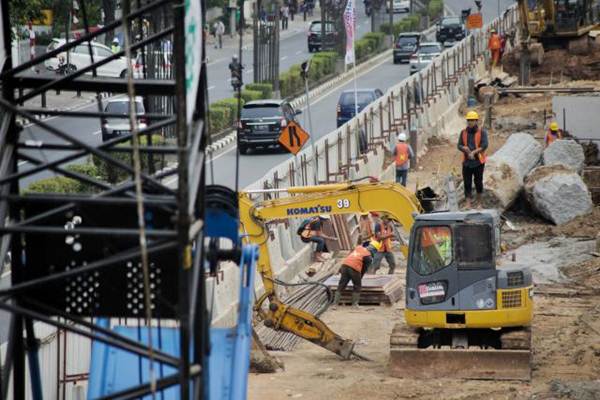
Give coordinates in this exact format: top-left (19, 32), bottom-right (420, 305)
top-left (482, 132), bottom-right (543, 209)
top-left (524, 164), bottom-right (593, 225)
top-left (543, 139), bottom-right (585, 173)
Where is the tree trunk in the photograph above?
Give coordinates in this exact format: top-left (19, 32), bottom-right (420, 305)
top-left (102, 0), bottom-right (116, 43)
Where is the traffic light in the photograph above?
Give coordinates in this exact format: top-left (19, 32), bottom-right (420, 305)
top-left (474, 0), bottom-right (482, 11)
top-left (229, 56), bottom-right (243, 90)
top-left (300, 60), bottom-right (311, 80)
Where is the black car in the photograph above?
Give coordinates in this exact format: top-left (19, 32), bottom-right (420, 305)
top-left (393, 32), bottom-right (423, 64)
top-left (307, 21), bottom-right (337, 52)
top-left (238, 100), bottom-right (302, 154)
top-left (435, 16), bottom-right (466, 46)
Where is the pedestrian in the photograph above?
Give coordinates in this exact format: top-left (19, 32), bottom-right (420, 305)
top-left (290, 0), bottom-right (297, 21)
top-left (332, 240), bottom-right (381, 308)
top-left (370, 215), bottom-right (397, 274)
top-left (213, 19), bottom-right (225, 49)
top-left (488, 28), bottom-right (501, 71)
top-left (393, 132), bottom-right (414, 187)
top-left (297, 215), bottom-right (337, 262)
top-left (357, 213), bottom-right (374, 245)
top-left (111, 38), bottom-right (121, 54)
top-left (457, 110), bottom-right (488, 209)
top-left (545, 121), bottom-right (563, 148)
top-left (281, 4), bottom-right (290, 30)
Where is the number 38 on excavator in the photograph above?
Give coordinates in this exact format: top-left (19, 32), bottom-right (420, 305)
top-left (239, 181), bottom-right (533, 379)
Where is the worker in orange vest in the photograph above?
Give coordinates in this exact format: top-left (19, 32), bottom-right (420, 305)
top-left (488, 28), bottom-right (501, 70)
top-left (393, 132), bottom-right (415, 187)
top-left (457, 111), bottom-right (488, 209)
top-left (370, 214), bottom-right (397, 274)
top-left (545, 121), bottom-right (563, 148)
top-left (333, 240), bottom-right (381, 308)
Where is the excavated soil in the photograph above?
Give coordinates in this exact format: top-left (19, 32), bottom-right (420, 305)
top-left (248, 77), bottom-right (600, 400)
top-left (502, 47), bottom-right (600, 85)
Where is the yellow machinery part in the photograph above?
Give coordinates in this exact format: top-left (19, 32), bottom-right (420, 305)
top-left (404, 286), bottom-right (533, 329)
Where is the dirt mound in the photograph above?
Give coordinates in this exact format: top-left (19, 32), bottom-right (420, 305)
top-left (548, 380), bottom-right (600, 400)
top-left (552, 206), bottom-right (600, 238)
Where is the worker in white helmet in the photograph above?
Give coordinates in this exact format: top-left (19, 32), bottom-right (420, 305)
top-left (393, 132), bottom-right (414, 187)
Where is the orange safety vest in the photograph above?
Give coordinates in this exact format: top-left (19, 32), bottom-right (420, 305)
top-left (461, 128), bottom-right (487, 164)
top-left (377, 222), bottom-right (394, 252)
top-left (342, 245), bottom-right (372, 273)
top-left (545, 129), bottom-right (562, 147)
top-left (488, 34), bottom-right (501, 50)
top-left (395, 143), bottom-right (410, 167)
top-left (420, 227), bottom-right (449, 247)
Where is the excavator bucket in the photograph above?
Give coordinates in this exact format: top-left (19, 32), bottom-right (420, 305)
top-left (389, 324), bottom-right (532, 381)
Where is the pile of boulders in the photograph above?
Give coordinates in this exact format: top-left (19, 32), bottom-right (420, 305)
top-left (482, 133), bottom-right (592, 225)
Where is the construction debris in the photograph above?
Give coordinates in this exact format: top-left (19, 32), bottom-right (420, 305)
top-left (543, 139), bottom-right (586, 173)
top-left (323, 274), bottom-right (403, 306)
top-left (524, 164), bottom-right (593, 225)
top-left (483, 132), bottom-right (543, 209)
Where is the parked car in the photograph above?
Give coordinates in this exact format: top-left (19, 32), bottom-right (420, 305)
top-left (101, 97), bottom-right (147, 142)
top-left (393, 32), bottom-right (423, 64)
top-left (238, 100), bottom-right (301, 154)
top-left (44, 38), bottom-right (130, 78)
top-left (387, 0), bottom-right (410, 13)
top-left (336, 89), bottom-right (383, 127)
top-left (409, 42), bottom-right (443, 75)
top-left (435, 16), bottom-right (466, 46)
top-left (307, 21), bottom-right (337, 52)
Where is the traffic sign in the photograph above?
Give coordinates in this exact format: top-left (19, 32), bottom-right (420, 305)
top-left (278, 121), bottom-right (310, 155)
top-left (466, 13), bottom-right (483, 30)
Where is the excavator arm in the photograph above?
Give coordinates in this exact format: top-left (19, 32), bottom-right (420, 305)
top-left (239, 182), bottom-right (423, 359)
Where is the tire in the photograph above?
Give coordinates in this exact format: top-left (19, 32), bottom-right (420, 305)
top-left (120, 69), bottom-right (128, 78)
top-left (393, 58), bottom-right (399, 64)
top-left (239, 144), bottom-right (249, 155)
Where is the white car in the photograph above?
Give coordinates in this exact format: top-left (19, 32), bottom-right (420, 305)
top-left (388, 0), bottom-right (410, 13)
top-left (44, 38), bottom-right (130, 78)
top-left (101, 97), bottom-right (147, 142)
top-left (409, 42), bottom-right (443, 75)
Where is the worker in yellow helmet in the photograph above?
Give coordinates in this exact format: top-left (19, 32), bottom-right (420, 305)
top-left (332, 240), bottom-right (381, 308)
top-left (545, 121), bottom-right (563, 148)
top-left (457, 110), bottom-right (488, 209)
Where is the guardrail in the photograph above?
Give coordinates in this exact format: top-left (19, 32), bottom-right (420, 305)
top-left (247, 5), bottom-right (519, 195)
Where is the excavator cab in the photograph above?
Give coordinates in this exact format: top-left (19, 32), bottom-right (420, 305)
top-left (391, 210), bottom-right (534, 381)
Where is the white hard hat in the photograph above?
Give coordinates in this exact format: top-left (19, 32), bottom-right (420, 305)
top-left (398, 132), bottom-right (407, 141)
top-left (113, 38), bottom-right (119, 43)
top-left (319, 214), bottom-right (331, 220)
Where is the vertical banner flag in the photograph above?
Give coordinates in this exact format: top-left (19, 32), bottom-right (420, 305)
top-left (343, 0), bottom-right (356, 65)
top-left (185, 0), bottom-right (202, 124)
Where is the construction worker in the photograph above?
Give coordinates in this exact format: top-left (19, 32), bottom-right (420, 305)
top-left (419, 226), bottom-right (452, 274)
top-left (488, 28), bottom-right (501, 70)
top-left (111, 38), bottom-right (121, 54)
top-left (357, 212), bottom-right (374, 245)
top-left (393, 132), bottom-right (415, 187)
top-left (298, 215), bottom-right (336, 262)
top-left (545, 121), bottom-right (563, 148)
top-left (457, 111), bottom-right (488, 209)
top-left (333, 240), bottom-right (381, 308)
top-left (370, 214), bottom-right (397, 274)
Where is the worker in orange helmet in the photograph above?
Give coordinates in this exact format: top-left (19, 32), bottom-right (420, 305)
top-left (488, 28), bottom-right (501, 70)
top-left (545, 121), bottom-right (563, 148)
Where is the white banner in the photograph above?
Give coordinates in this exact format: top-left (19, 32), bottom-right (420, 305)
top-left (343, 0), bottom-right (356, 65)
top-left (185, 0), bottom-right (203, 124)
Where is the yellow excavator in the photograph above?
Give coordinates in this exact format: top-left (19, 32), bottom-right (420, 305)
top-left (516, 0), bottom-right (600, 71)
top-left (239, 181), bottom-right (533, 379)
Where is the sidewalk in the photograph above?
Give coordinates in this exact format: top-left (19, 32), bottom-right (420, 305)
top-left (206, 8), bottom-right (321, 57)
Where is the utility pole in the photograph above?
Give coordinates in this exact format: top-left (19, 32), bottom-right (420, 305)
top-left (301, 60), bottom-right (318, 185)
top-left (253, 0), bottom-right (280, 97)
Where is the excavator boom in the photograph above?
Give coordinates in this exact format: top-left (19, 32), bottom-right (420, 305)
top-left (239, 182), bottom-right (422, 359)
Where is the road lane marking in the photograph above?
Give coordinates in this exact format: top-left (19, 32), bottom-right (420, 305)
top-left (208, 85), bottom-right (216, 91)
top-left (296, 50), bottom-right (302, 55)
top-left (92, 130), bottom-right (102, 135)
top-left (18, 161), bottom-right (28, 166)
top-left (281, 56), bottom-right (288, 61)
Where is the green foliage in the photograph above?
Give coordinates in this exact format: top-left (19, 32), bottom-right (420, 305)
top-left (208, 105), bottom-right (231, 134)
top-left (244, 83), bottom-right (273, 99)
top-left (380, 14), bottom-right (422, 37)
top-left (8, 0), bottom-right (46, 29)
top-left (92, 134), bottom-right (166, 184)
top-left (279, 52), bottom-right (339, 98)
top-left (24, 176), bottom-right (81, 194)
top-left (355, 38), bottom-right (374, 62)
top-left (240, 89), bottom-right (263, 103)
top-left (428, 0), bottom-right (444, 20)
top-left (363, 32), bottom-right (385, 51)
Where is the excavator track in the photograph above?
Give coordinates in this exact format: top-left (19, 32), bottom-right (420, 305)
top-left (389, 324), bottom-right (531, 381)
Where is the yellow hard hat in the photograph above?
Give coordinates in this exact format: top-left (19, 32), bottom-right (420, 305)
top-left (466, 110), bottom-right (479, 120)
top-left (369, 240), bottom-right (383, 251)
top-left (549, 121), bottom-right (559, 131)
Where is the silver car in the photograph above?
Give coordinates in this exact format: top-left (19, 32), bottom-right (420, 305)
top-left (409, 42), bottom-right (443, 75)
top-left (101, 97), bottom-right (147, 142)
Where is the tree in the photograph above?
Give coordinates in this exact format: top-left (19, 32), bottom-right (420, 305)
top-left (8, 0), bottom-right (48, 36)
top-left (101, 0), bottom-right (116, 42)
